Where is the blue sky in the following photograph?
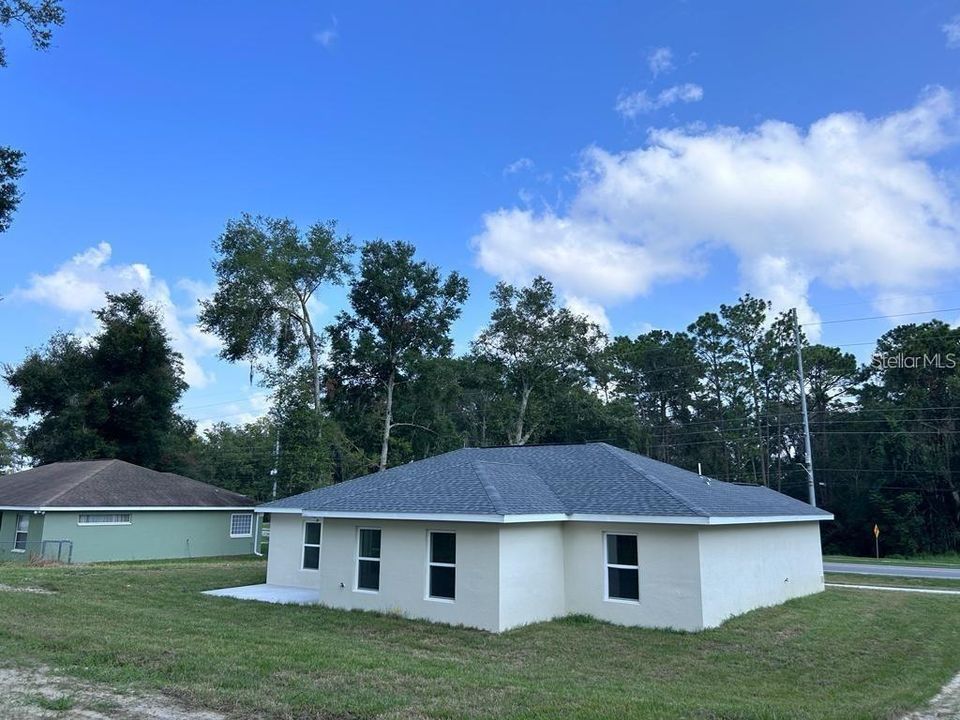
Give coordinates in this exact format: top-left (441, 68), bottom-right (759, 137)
top-left (2, 1), bottom-right (960, 427)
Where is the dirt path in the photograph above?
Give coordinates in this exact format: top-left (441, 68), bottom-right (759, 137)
top-left (0, 666), bottom-right (226, 719)
top-left (2, 661), bottom-right (956, 719)
top-left (901, 672), bottom-right (960, 720)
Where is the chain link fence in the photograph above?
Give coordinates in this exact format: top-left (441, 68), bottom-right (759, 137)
top-left (0, 540), bottom-right (73, 564)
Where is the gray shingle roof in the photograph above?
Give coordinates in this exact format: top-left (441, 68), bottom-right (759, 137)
top-left (0, 459), bottom-right (254, 508)
top-left (262, 443), bottom-right (830, 520)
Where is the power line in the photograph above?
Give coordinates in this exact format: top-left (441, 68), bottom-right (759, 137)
top-left (802, 307), bottom-right (960, 328)
top-left (180, 396), bottom-right (270, 412)
top-left (814, 467), bottom-right (960, 474)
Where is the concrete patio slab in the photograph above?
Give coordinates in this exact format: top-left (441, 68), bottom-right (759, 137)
top-left (202, 583), bottom-right (321, 605)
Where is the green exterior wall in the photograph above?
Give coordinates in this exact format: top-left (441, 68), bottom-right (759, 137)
top-left (1, 509), bottom-right (257, 563)
top-left (0, 510), bottom-right (46, 562)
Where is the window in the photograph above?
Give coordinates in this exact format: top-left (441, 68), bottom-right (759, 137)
top-left (14, 513), bottom-right (29, 551)
top-left (78, 513), bottom-right (132, 526)
top-left (428, 532), bottom-right (456, 600)
top-left (356, 528), bottom-right (381, 591)
top-left (605, 533), bottom-right (639, 602)
top-left (302, 521), bottom-right (321, 570)
top-left (229, 513), bottom-right (253, 538)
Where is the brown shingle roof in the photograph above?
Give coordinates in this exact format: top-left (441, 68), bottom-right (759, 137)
top-left (0, 460), bottom-right (254, 509)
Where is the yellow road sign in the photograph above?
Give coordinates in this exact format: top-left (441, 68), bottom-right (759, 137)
top-left (873, 524), bottom-right (880, 538)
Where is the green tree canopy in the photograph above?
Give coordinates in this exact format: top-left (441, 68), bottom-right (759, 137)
top-left (327, 240), bottom-right (468, 470)
top-left (0, 146), bottom-right (24, 232)
top-left (200, 214), bottom-right (354, 432)
top-left (4, 291), bottom-right (192, 469)
top-left (0, 0), bottom-right (64, 67)
top-left (0, 412), bottom-right (25, 473)
top-left (473, 276), bottom-right (604, 446)
top-left (0, 0), bottom-right (64, 233)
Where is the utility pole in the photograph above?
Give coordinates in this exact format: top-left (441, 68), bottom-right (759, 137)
top-left (792, 308), bottom-right (816, 507)
top-left (270, 422), bottom-right (280, 500)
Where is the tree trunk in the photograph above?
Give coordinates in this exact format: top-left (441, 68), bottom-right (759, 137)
top-left (512, 384), bottom-right (532, 446)
top-left (746, 356), bottom-right (768, 486)
top-left (297, 294), bottom-right (323, 442)
top-left (309, 342), bottom-right (323, 440)
top-left (379, 371), bottom-right (395, 471)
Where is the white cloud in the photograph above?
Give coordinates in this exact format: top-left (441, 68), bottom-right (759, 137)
top-left (474, 87), bottom-right (960, 333)
top-left (648, 47), bottom-right (674, 77)
top-left (313, 15), bottom-right (339, 49)
top-left (13, 243), bottom-right (218, 389)
top-left (944, 15), bottom-right (960, 47)
top-left (564, 295), bottom-right (610, 332)
top-left (503, 157), bottom-right (534, 175)
top-left (615, 83), bottom-right (703, 118)
top-left (740, 255), bottom-right (822, 340)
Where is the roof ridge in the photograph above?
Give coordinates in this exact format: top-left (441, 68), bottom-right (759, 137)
top-left (470, 458), bottom-right (567, 515)
top-left (156, 468), bottom-right (247, 498)
top-left (263, 449), bottom-right (469, 506)
top-left (468, 459), bottom-right (506, 515)
top-left (42, 459), bottom-right (118, 506)
top-left (595, 443), bottom-right (709, 517)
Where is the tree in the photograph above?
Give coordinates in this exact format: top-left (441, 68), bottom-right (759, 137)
top-left (0, 412), bottom-right (26, 473)
top-left (193, 419), bottom-right (277, 501)
top-left (0, 146), bottom-right (24, 232)
top-left (200, 214), bottom-right (354, 436)
top-left (0, 1), bottom-right (65, 233)
top-left (687, 311), bottom-right (740, 478)
top-left (0, 0), bottom-right (64, 68)
top-left (450, 355), bottom-right (512, 448)
top-left (473, 277), bottom-right (604, 446)
top-left (4, 291), bottom-right (192, 469)
top-left (863, 321), bottom-right (960, 528)
top-left (327, 240), bottom-right (468, 470)
top-left (605, 330), bottom-right (700, 463)
top-left (719, 295), bottom-right (772, 485)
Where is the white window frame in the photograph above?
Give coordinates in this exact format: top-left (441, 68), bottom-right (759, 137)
top-left (603, 531), bottom-right (640, 604)
top-left (229, 513), bottom-right (253, 538)
top-left (301, 520), bottom-right (322, 571)
top-left (354, 527), bottom-right (381, 593)
top-left (13, 513), bottom-right (29, 552)
top-left (426, 531), bottom-right (456, 603)
top-left (78, 513), bottom-right (132, 526)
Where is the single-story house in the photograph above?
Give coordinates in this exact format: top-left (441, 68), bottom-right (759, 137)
top-left (0, 459), bottom-right (257, 563)
top-left (254, 442), bottom-right (832, 632)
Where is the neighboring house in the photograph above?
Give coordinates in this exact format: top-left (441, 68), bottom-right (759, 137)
top-left (0, 459), bottom-right (257, 563)
top-left (256, 442), bottom-right (832, 633)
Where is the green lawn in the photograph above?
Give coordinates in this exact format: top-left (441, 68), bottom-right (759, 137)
top-left (824, 553), bottom-right (960, 568)
top-left (0, 559), bottom-right (958, 720)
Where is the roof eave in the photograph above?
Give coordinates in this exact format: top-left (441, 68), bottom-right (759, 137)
top-left (0, 505), bottom-right (256, 512)
top-left (252, 508), bottom-right (832, 525)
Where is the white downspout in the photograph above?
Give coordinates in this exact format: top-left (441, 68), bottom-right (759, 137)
top-left (253, 513), bottom-right (263, 557)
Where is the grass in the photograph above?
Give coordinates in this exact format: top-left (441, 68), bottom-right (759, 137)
top-left (824, 553), bottom-right (960, 568)
top-left (0, 559), bottom-right (957, 719)
top-left (825, 572), bottom-right (960, 590)
top-left (31, 695), bottom-right (75, 711)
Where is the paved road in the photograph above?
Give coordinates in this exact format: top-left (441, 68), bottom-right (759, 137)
top-left (824, 561), bottom-right (960, 580)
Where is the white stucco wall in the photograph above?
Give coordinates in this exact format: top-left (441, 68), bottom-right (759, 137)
top-left (563, 522), bottom-right (704, 631)
top-left (266, 516), bottom-right (503, 631)
top-left (697, 521), bottom-right (825, 628)
top-left (498, 522), bottom-right (565, 631)
top-left (264, 512), bottom-right (826, 633)
top-left (265, 513), bottom-right (323, 589)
